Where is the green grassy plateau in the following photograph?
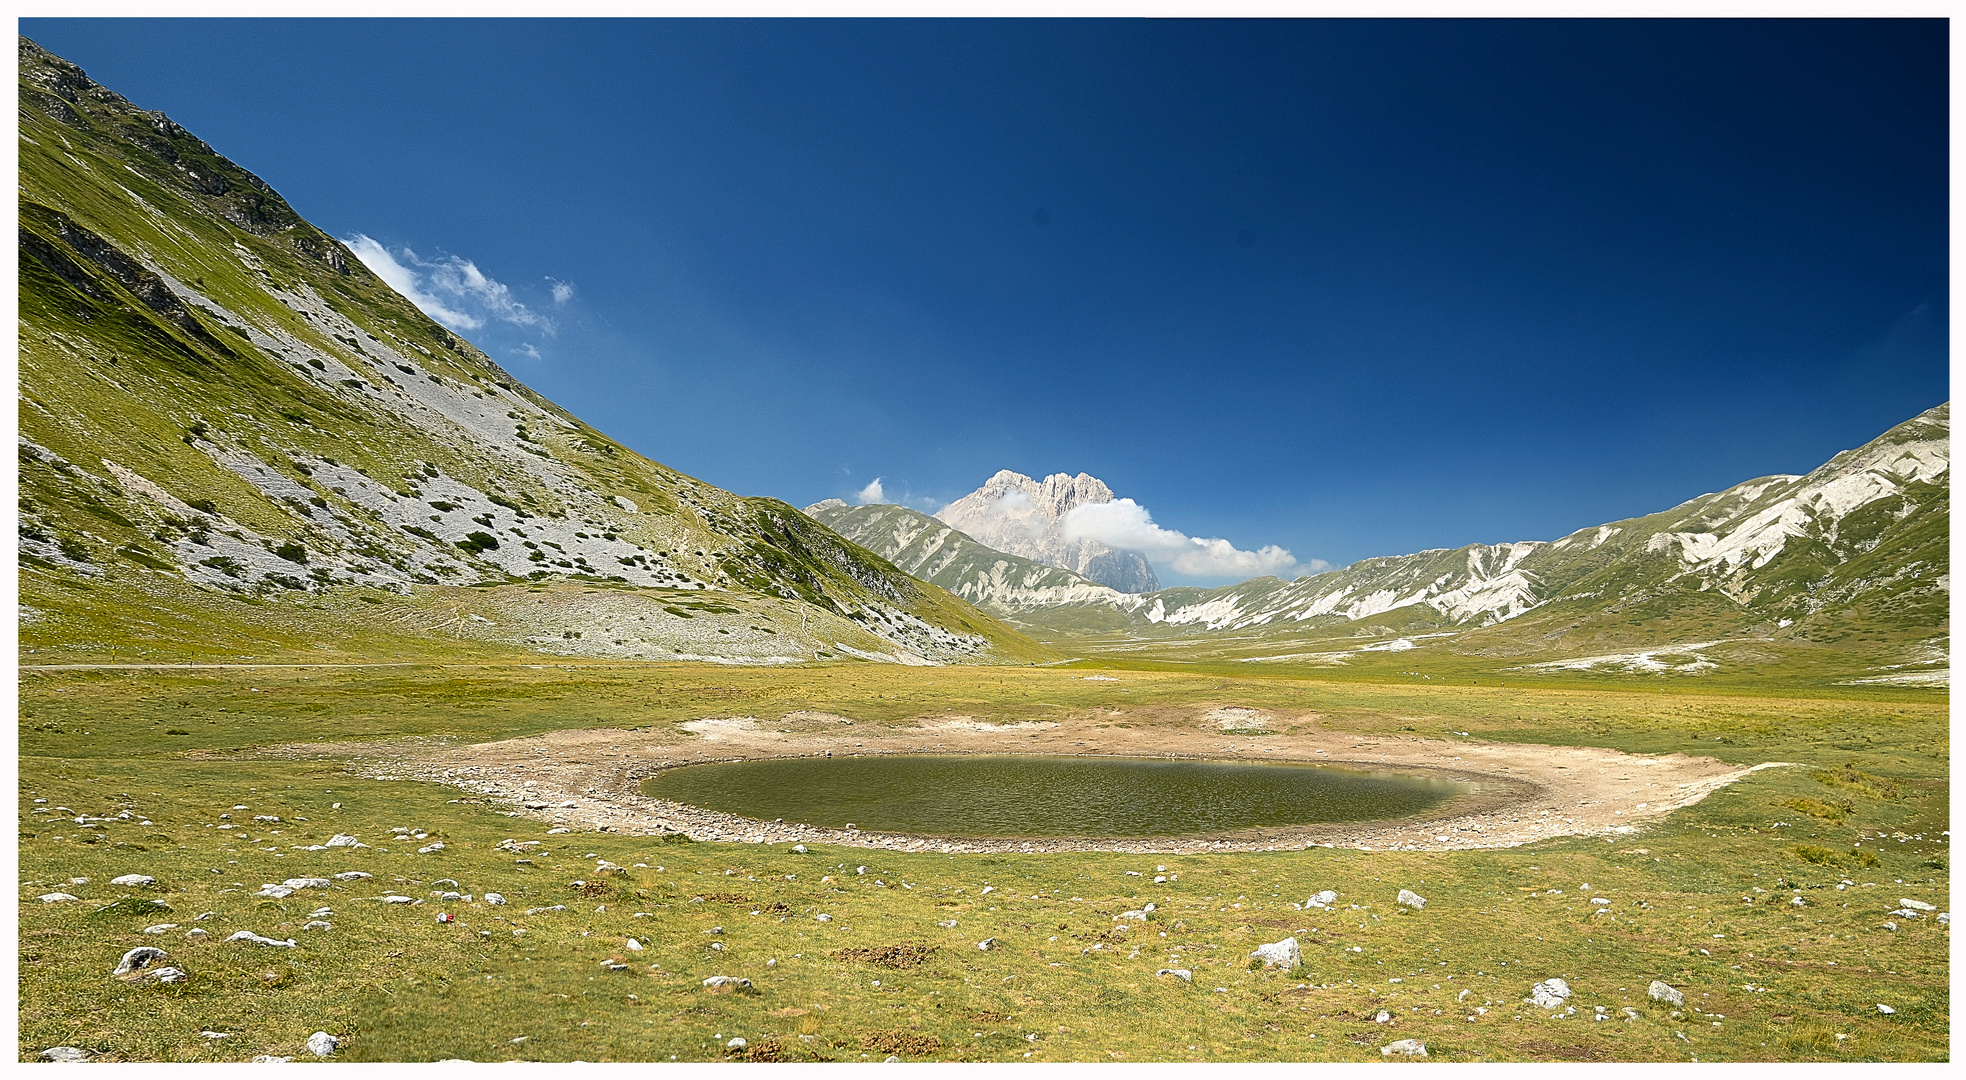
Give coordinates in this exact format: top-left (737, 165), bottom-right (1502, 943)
top-left (17, 662), bottom-right (1948, 1063)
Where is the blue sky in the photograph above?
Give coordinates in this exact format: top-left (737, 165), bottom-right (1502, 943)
top-left (24, 19), bottom-right (1949, 586)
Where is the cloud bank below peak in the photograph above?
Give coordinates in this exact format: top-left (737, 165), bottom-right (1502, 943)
top-left (1062, 498), bottom-right (1316, 580)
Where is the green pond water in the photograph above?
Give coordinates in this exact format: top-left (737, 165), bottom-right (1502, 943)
top-left (642, 755), bottom-right (1462, 838)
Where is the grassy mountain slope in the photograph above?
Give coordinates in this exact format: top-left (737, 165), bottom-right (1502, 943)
top-left (15, 37), bottom-right (1050, 667)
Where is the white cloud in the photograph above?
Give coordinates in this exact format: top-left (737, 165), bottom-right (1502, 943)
top-left (514, 343), bottom-right (542, 361)
top-left (343, 233), bottom-right (545, 333)
top-left (854, 478), bottom-right (887, 505)
top-left (548, 278), bottom-right (576, 304)
top-left (344, 234), bottom-right (482, 331)
top-left (1063, 498), bottom-right (1301, 579)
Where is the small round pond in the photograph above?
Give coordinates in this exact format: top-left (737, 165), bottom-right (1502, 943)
top-left (643, 755), bottom-right (1463, 838)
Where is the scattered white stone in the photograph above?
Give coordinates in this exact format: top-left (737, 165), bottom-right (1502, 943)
top-left (1381, 1039), bottom-right (1427, 1057)
top-left (142, 924), bottom-right (179, 935)
top-left (1591, 897), bottom-right (1612, 906)
top-left (525, 905), bottom-right (566, 915)
top-left (1305, 890), bottom-right (1337, 909)
top-left (1116, 909), bottom-right (1149, 922)
top-left (255, 885), bottom-right (296, 899)
top-left (626, 938), bottom-right (644, 951)
top-left (225, 931), bottom-right (296, 948)
top-left (307, 1032), bottom-right (338, 1057)
top-left (815, 914), bottom-right (832, 922)
top-left (418, 842), bottom-right (446, 854)
top-left (485, 893), bottom-right (506, 905)
top-left (135, 966), bottom-right (187, 985)
top-left (976, 938), bottom-right (1000, 951)
top-left (1374, 1011), bottom-right (1392, 1024)
top-left (302, 920), bottom-right (333, 931)
top-left (1899, 898), bottom-right (1935, 911)
top-left (1530, 978), bottom-right (1573, 1010)
top-left (110, 875), bottom-right (156, 887)
top-left (1938, 913), bottom-right (1950, 925)
top-left (41, 1047), bottom-right (88, 1062)
top-left (333, 871), bottom-right (372, 881)
top-left (1155, 968), bottom-right (1193, 982)
top-left (1396, 889), bottom-right (1427, 911)
top-left (382, 895), bottom-right (415, 905)
top-left (283, 877), bottom-right (331, 890)
top-left (201, 1031), bottom-right (232, 1040)
top-left (36, 893), bottom-right (78, 903)
top-left (1877, 1004), bottom-right (1895, 1015)
top-left (183, 929), bottom-right (209, 942)
top-left (791, 845), bottom-right (808, 853)
top-left (727, 1037), bottom-right (748, 1049)
top-left (114, 946), bottom-right (169, 976)
top-left (1648, 981), bottom-right (1685, 1007)
top-left (702, 976), bottom-right (752, 989)
top-left (547, 827), bottom-right (571, 835)
top-left (325, 835), bottom-right (363, 848)
top-left (1250, 937), bottom-right (1300, 968)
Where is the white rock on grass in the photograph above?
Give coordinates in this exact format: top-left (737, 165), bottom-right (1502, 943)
top-left (40, 1048), bottom-right (89, 1062)
top-left (1250, 937), bottom-right (1300, 969)
top-left (256, 885), bottom-right (296, 899)
top-left (183, 929), bottom-right (209, 942)
top-left (382, 895), bottom-right (415, 905)
top-left (37, 893), bottom-right (79, 903)
top-left (1876, 1004), bottom-right (1896, 1015)
top-left (333, 872), bottom-right (372, 881)
top-left (1397, 889), bottom-right (1427, 911)
top-left (113, 946), bottom-right (169, 976)
top-left (302, 921), bottom-right (333, 931)
top-left (484, 893), bottom-right (506, 905)
top-left (134, 967), bottom-right (187, 985)
top-left (1899, 898), bottom-right (1935, 911)
top-left (142, 924), bottom-right (178, 935)
top-left (325, 835), bottom-right (363, 848)
top-left (1305, 890), bottom-right (1337, 909)
top-left (702, 976), bottom-right (753, 990)
top-left (306, 1032), bottom-right (339, 1057)
top-left (1381, 1039), bottom-right (1428, 1057)
top-left (726, 1037), bottom-right (748, 1049)
top-left (283, 877), bottom-right (331, 890)
top-left (976, 938), bottom-right (1000, 951)
top-left (418, 843), bottom-right (446, 854)
top-left (1530, 978), bottom-right (1572, 1009)
top-left (1648, 981), bottom-right (1685, 1007)
top-left (225, 931), bottom-right (297, 948)
top-left (1155, 968), bottom-right (1193, 982)
top-left (626, 938), bottom-right (644, 951)
top-left (110, 874), bottom-right (156, 887)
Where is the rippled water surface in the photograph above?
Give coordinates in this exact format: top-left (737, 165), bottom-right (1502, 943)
top-left (643, 755), bottom-right (1461, 838)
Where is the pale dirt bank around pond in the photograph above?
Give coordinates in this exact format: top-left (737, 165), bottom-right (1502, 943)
top-left (288, 703), bottom-right (1786, 855)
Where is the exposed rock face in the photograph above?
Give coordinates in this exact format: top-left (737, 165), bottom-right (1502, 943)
top-left (935, 471), bottom-right (1160, 593)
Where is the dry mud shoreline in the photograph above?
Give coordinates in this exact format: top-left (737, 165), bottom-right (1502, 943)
top-left (322, 706), bottom-right (1788, 855)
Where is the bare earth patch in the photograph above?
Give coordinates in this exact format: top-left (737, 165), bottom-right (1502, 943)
top-left (296, 708), bottom-right (1788, 855)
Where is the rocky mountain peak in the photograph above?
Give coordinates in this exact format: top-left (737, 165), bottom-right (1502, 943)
top-left (937, 470), bottom-right (1159, 593)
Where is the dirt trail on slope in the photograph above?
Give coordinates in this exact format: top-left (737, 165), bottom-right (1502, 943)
top-left (302, 709), bottom-right (1785, 855)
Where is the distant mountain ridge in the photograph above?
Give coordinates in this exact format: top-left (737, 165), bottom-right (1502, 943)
top-left (816, 405), bottom-right (1948, 676)
top-left (805, 500), bottom-right (1141, 618)
top-left (933, 470), bottom-right (1161, 593)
